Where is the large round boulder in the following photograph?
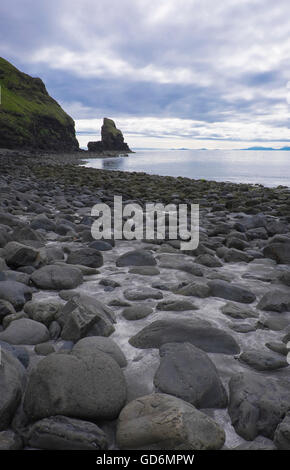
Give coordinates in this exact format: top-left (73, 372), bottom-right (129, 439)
top-left (31, 265), bottom-right (83, 290)
top-left (23, 350), bottom-right (127, 421)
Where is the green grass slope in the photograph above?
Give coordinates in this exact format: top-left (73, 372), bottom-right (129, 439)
top-left (0, 57), bottom-right (79, 151)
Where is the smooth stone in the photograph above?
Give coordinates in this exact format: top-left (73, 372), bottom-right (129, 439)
top-left (34, 343), bottom-right (55, 356)
top-left (239, 349), bottom-right (289, 371)
top-left (195, 254), bottom-right (223, 267)
top-left (129, 266), bottom-right (160, 275)
top-left (122, 304), bottom-right (153, 321)
top-left (31, 265), bottom-right (83, 290)
top-left (24, 415), bottom-right (108, 450)
top-left (89, 240), bottom-right (112, 251)
top-left (263, 243), bottom-right (290, 264)
top-left (73, 336), bottom-right (127, 367)
top-left (221, 302), bottom-right (259, 319)
top-left (174, 282), bottom-right (210, 298)
top-left (257, 291), bottom-right (290, 312)
top-left (129, 318), bottom-right (240, 354)
top-left (0, 299), bottom-right (16, 320)
top-left (208, 280), bottom-right (256, 304)
top-left (266, 342), bottom-right (288, 356)
top-left (0, 318), bottom-right (49, 345)
top-left (124, 287), bottom-right (163, 301)
top-left (0, 340), bottom-right (30, 368)
top-left (99, 278), bottom-right (121, 288)
top-left (158, 255), bottom-right (203, 277)
top-left (230, 323), bottom-right (256, 333)
top-left (154, 342), bottom-right (228, 408)
top-left (66, 248), bottom-right (103, 268)
top-left (116, 393), bottom-right (225, 450)
top-left (23, 350), bottom-right (127, 421)
top-left (156, 299), bottom-right (198, 311)
top-left (0, 280), bottom-right (32, 311)
top-left (116, 249), bottom-right (156, 267)
top-left (4, 241), bottom-right (39, 268)
top-left (0, 349), bottom-right (24, 430)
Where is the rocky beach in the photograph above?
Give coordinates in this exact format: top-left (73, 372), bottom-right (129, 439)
top-left (0, 148), bottom-right (290, 450)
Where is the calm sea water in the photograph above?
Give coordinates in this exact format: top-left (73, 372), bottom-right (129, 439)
top-left (83, 149), bottom-right (290, 188)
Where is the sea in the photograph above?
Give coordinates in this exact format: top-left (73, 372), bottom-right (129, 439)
top-left (82, 149), bottom-right (290, 188)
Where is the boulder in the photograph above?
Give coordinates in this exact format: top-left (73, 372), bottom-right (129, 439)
top-left (154, 343), bottom-right (228, 408)
top-left (58, 293), bottom-right (115, 341)
top-left (24, 300), bottom-right (61, 325)
top-left (4, 241), bottom-right (39, 268)
top-left (174, 282), bottom-right (210, 298)
top-left (72, 336), bottom-right (127, 368)
top-left (0, 349), bottom-right (24, 430)
top-left (220, 302), bottom-right (259, 319)
top-left (263, 243), bottom-right (290, 264)
top-left (66, 248), bottom-right (103, 268)
top-left (23, 350), bottom-right (127, 421)
top-left (31, 265), bottom-right (83, 290)
top-left (0, 299), bottom-right (16, 321)
top-left (274, 413), bottom-right (290, 450)
top-left (239, 349), bottom-right (289, 371)
top-left (0, 318), bottom-right (49, 345)
top-left (156, 299), bottom-right (198, 311)
top-left (124, 287), bottom-right (163, 301)
top-left (122, 304), bottom-right (153, 321)
top-left (24, 415), bottom-right (108, 450)
top-left (257, 291), bottom-right (290, 312)
top-left (208, 280), bottom-right (256, 303)
top-left (0, 430), bottom-right (23, 450)
top-left (129, 318), bottom-right (240, 354)
top-left (228, 371), bottom-right (290, 440)
top-left (116, 393), bottom-right (225, 450)
top-left (0, 281), bottom-right (32, 311)
top-left (116, 249), bottom-right (156, 267)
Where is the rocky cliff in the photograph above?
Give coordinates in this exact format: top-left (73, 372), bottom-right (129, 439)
top-left (88, 118), bottom-right (131, 152)
top-left (0, 57), bottom-right (79, 151)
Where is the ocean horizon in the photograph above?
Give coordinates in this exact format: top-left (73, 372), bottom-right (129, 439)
top-left (83, 148), bottom-right (290, 188)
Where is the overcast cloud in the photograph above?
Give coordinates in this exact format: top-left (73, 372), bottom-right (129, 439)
top-left (0, 0), bottom-right (289, 148)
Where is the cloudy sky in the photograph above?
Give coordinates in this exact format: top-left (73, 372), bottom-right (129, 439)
top-left (0, 0), bottom-right (289, 149)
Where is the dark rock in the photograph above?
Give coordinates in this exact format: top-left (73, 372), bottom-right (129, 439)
top-left (0, 318), bottom-right (49, 345)
top-left (0, 280), bottom-right (32, 310)
top-left (30, 215), bottom-right (56, 232)
top-left (0, 340), bottom-right (29, 368)
top-left (0, 299), bottom-right (16, 320)
top-left (23, 350), bottom-right (127, 421)
top-left (122, 304), bottom-right (153, 321)
top-left (239, 349), bottom-right (289, 371)
top-left (116, 249), bottom-right (156, 267)
top-left (221, 302), bottom-right (259, 319)
top-left (266, 341), bottom-right (288, 356)
top-left (66, 248), bottom-right (103, 268)
top-left (24, 415), bottom-right (108, 450)
top-left (34, 343), bottom-right (55, 356)
top-left (195, 254), bottom-right (223, 267)
top-left (24, 300), bottom-right (61, 326)
top-left (274, 412), bottom-right (290, 450)
top-left (89, 240), bottom-right (112, 251)
top-left (4, 241), bottom-right (39, 268)
top-left (257, 291), bottom-right (290, 312)
top-left (0, 349), bottom-right (24, 431)
top-left (228, 371), bottom-right (290, 440)
top-left (263, 243), bottom-right (290, 264)
top-left (73, 336), bottom-right (127, 368)
top-left (0, 430), bottom-right (23, 450)
top-left (156, 299), bottom-right (198, 311)
top-left (154, 342), bottom-right (228, 408)
top-left (116, 393), bottom-right (225, 450)
top-left (124, 287), bottom-right (163, 301)
top-left (31, 264), bottom-right (83, 290)
top-left (174, 281), bottom-right (210, 298)
top-left (208, 280), bottom-right (256, 303)
top-left (129, 318), bottom-right (240, 354)
top-left (88, 118), bottom-right (131, 152)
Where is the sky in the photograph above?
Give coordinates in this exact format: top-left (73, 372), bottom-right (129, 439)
top-left (0, 0), bottom-right (289, 149)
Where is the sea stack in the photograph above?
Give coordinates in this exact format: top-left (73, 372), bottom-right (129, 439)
top-left (88, 118), bottom-right (132, 153)
top-left (0, 57), bottom-right (79, 151)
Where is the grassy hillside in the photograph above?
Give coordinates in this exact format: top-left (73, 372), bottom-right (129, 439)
top-left (0, 57), bottom-right (79, 150)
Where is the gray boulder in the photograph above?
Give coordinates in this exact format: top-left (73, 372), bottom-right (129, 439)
top-left (221, 302), bottom-right (259, 319)
top-left (24, 415), bottom-right (108, 450)
top-left (156, 299), bottom-right (198, 311)
top-left (239, 349), bottom-right (289, 371)
top-left (0, 281), bottom-right (32, 311)
top-left (263, 243), bottom-right (290, 264)
top-left (174, 282), bottom-right (210, 298)
top-left (124, 287), bottom-right (163, 301)
top-left (0, 430), bottom-right (23, 450)
top-left (0, 349), bottom-right (24, 430)
top-left (116, 393), bottom-right (225, 450)
top-left (24, 300), bottom-right (62, 326)
top-left (4, 241), bottom-right (39, 268)
top-left (31, 265), bottom-right (83, 290)
top-left (129, 318), bottom-right (240, 354)
top-left (274, 413), bottom-right (290, 450)
top-left (257, 291), bottom-right (290, 312)
top-left (116, 249), bottom-right (156, 267)
top-left (122, 304), bottom-right (153, 321)
top-left (73, 336), bottom-right (127, 367)
top-left (208, 280), bottom-right (256, 303)
top-left (66, 248), bottom-right (103, 268)
top-left (0, 318), bottom-right (49, 345)
top-left (228, 371), bottom-right (290, 440)
top-left (154, 343), bottom-right (228, 408)
top-left (0, 299), bottom-right (16, 320)
top-left (58, 293), bottom-right (115, 341)
top-left (23, 350), bottom-right (127, 421)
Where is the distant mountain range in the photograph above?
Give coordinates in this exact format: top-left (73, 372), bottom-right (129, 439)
top-left (242, 146), bottom-right (290, 151)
